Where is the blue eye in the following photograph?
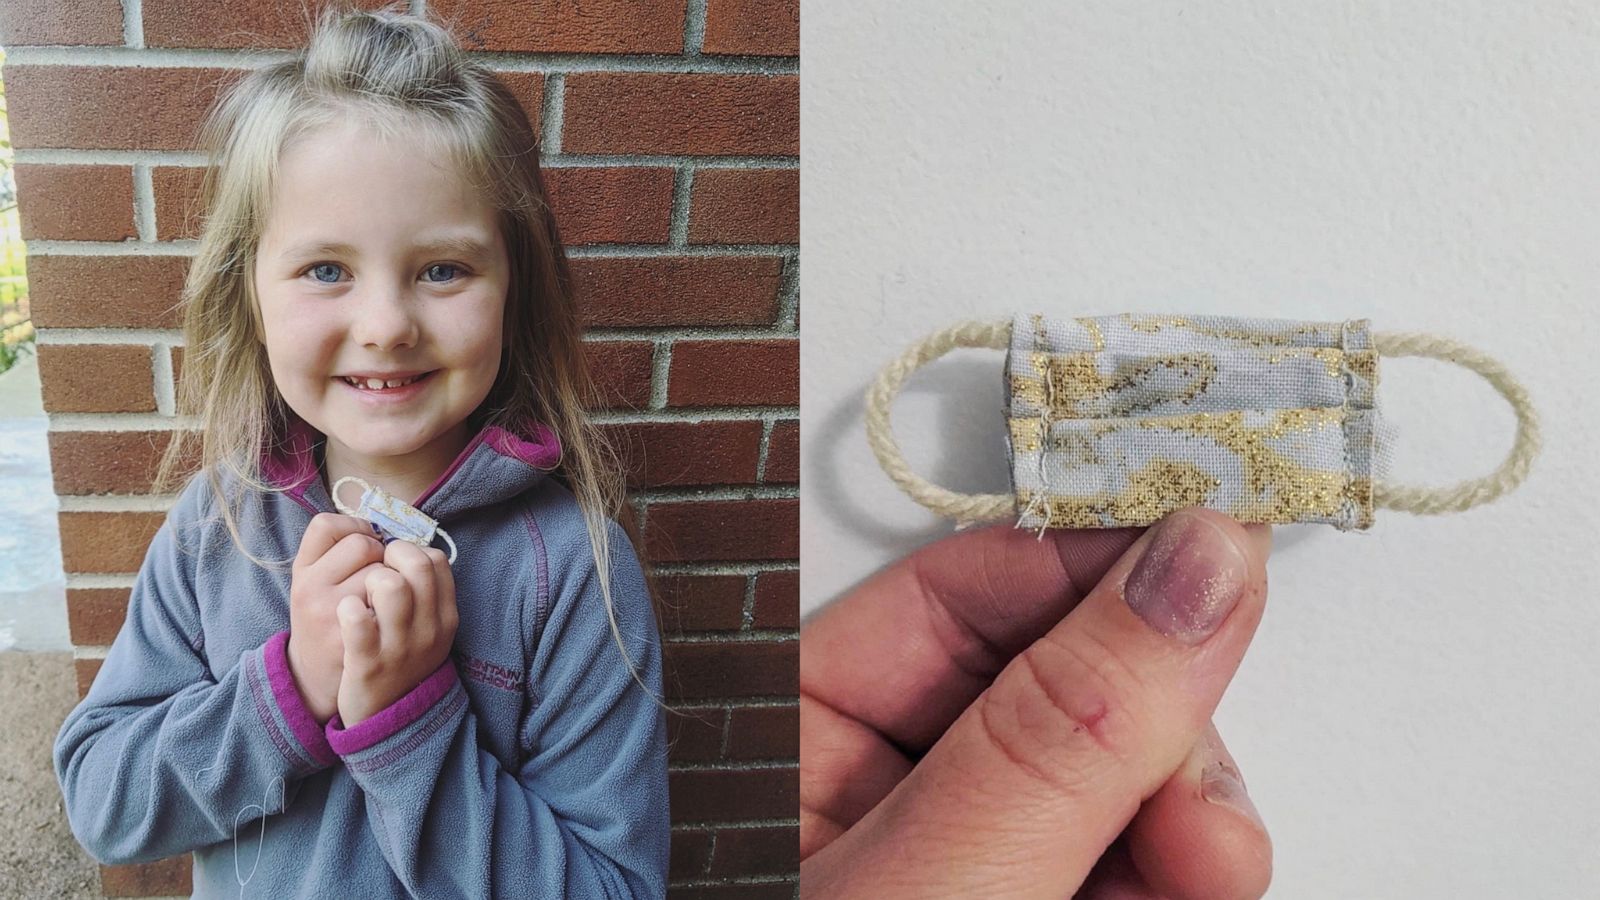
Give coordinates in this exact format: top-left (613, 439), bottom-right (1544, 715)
top-left (424, 264), bottom-right (463, 283)
top-left (308, 263), bottom-right (343, 284)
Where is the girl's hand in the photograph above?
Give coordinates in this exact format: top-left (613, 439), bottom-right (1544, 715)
top-left (288, 513), bottom-right (388, 724)
top-left (335, 540), bottom-right (459, 727)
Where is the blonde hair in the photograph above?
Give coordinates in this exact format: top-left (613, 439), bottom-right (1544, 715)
top-left (153, 2), bottom-right (661, 699)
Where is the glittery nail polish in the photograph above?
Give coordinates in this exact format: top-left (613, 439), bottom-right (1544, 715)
top-left (1123, 511), bottom-right (1249, 644)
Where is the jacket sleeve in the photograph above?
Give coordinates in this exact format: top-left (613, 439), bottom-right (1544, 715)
top-left (322, 515), bottom-right (670, 899)
top-left (53, 479), bottom-right (340, 865)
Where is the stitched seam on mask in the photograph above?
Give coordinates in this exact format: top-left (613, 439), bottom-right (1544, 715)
top-left (1339, 321), bottom-right (1357, 529)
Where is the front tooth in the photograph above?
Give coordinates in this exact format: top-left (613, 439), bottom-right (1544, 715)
top-left (384, 378), bottom-right (404, 388)
top-left (365, 378), bottom-right (385, 389)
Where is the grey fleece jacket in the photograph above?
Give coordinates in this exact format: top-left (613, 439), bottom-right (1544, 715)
top-left (54, 416), bottom-right (669, 898)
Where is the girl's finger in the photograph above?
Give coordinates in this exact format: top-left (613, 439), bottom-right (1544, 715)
top-left (383, 540), bottom-right (436, 625)
top-left (1125, 723), bottom-right (1271, 900)
top-left (802, 509), bottom-right (1271, 897)
top-left (337, 594), bottom-right (380, 662)
top-left (335, 561), bottom-right (392, 605)
top-left (364, 565), bottom-right (414, 637)
top-left (309, 531), bottom-right (386, 585)
top-left (294, 513), bottom-right (379, 571)
top-left (424, 547), bottom-right (457, 632)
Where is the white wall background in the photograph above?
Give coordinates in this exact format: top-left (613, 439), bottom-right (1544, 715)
top-left (800, 2), bottom-right (1600, 896)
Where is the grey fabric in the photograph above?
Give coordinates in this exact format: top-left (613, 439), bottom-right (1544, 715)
top-left (54, 425), bottom-right (669, 898)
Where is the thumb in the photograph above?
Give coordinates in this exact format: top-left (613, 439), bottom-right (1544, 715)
top-left (804, 508), bottom-right (1271, 898)
top-left (337, 594), bottom-right (380, 662)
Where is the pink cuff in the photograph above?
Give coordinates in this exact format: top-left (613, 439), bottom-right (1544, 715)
top-left (261, 630), bottom-right (337, 768)
top-left (325, 658), bottom-right (460, 757)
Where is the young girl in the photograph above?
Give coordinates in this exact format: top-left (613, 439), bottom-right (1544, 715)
top-left (53, 5), bottom-right (669, 897)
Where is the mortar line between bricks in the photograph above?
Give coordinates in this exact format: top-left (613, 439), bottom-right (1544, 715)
top-left (151, 341), bottom-right (177, 416)
top-left (740, 572), bottom-right (757, 630)
top-left (718, 706), bottom-right (734, 757)
top-left (14, 149), bottom-right (796, 169)
top-left (65, 574), bottom-right (138, 589)
top-left (131, 163), bottom-right (157, 242)
top-left (1, 46), bottom-right (798, 75)
top-left (540, 72), bottom-right (565, 155)
top-left (587, 326), bottom-right (797, 342)
top-left (121, 0), bottom-right (143, 48)
top-left (778, 255), bottom-right (801, 330)
top-left (669, 167), bottom-right (694, 246)
top-left (57, 493), bottom-right (177, 512)
top-left (669, 695), bottom-right (799, 706)
top-left (48, 413), bottom-right (198, 430)
top-left (637, 485), bottom-right (797, 501)
top-left (647, 561), bottom-right (797, 576)
top-left (664, 631), bottom-right (796, 644)
top-left (755, 418), bottom-right (775, 481)
top-left (667, 874), bottom-right (799, 886)
top-left (591, 406), bottom-right (797, 424)
top-left (669, 760), bottom-right (798, 772)
top-left (36, 327), bottom-right (183, 345)
top-left (567, 244), bottom-right (793, 258)
top-left (684, 0), bottom-right (708, 55)
top-left (648, 340), bottom-right (672, 409)
top-left (667, 818), bottom-right (799, 829)
top-left (547, 155), bottom-right (797, 169)
top-left (669, 698), bottom-right (796, 710)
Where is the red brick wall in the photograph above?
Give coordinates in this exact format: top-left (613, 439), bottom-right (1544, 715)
top-left (0, 1), bottom-right (799, 896)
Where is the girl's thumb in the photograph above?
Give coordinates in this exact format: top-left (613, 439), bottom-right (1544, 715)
top-left (806, 509), bottom-right (1271, 898)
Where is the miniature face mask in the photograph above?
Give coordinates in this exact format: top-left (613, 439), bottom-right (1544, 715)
top-left (332, 476), bottom-right (458, 563)
top-left (866, 313), bottom-right (1538, 531)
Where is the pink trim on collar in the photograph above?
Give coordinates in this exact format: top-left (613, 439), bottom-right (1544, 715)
top-left (484, 422), bottom-right (562, 470)
top-left (412, 422), bottom-right (563, 508)
top-left (262, 415), bottom-right (561, 509)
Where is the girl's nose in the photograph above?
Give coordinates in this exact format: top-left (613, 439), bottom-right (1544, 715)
top-left (352, 280), bottom-right (420, 350)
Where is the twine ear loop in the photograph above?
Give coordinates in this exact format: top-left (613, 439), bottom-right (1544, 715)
top-left (863, 319), bottom-right (1542, 528)
top-left (331, 475), bottom-right (459, 563)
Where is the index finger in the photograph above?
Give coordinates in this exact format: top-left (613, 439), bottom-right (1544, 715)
top-left (294, 513), bottom-right (379, 570)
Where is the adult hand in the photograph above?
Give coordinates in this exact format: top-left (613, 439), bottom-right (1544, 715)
top-left (287, 513), bottom-right (389, 724)
top-left (801, 508), bottom-right (1273, 899)
top-left (335, 539), bottom-right (459, 727)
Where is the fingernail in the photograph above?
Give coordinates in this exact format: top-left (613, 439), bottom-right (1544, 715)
top-left (1123, 511), bottom-right (1249, 644)
top-left (1201, 757), bottom-right (1263, 826)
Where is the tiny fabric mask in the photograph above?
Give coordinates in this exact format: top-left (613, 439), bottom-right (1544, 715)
top-left (866, 313), bottom-right (1538, 531)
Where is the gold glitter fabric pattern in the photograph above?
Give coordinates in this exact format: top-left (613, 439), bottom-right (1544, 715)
top-left (1005, 314), bottom-right (1378, 530)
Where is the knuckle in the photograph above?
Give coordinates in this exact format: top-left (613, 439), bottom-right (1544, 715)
top-left (974, 631), bottom-right (1144, 796)
top-left (364, 567), bottom-right (403, 591)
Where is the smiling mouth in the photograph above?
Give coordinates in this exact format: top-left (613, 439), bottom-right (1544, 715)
top-left (337, 371), bottom-right (437, 392)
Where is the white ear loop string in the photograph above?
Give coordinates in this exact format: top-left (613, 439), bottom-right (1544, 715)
top-left (331, 475), bottom-right (458, 563)
top-left (194, 761), bottom-right (285, 898)
top-left (863, 318), bottom-right (1542, 526)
